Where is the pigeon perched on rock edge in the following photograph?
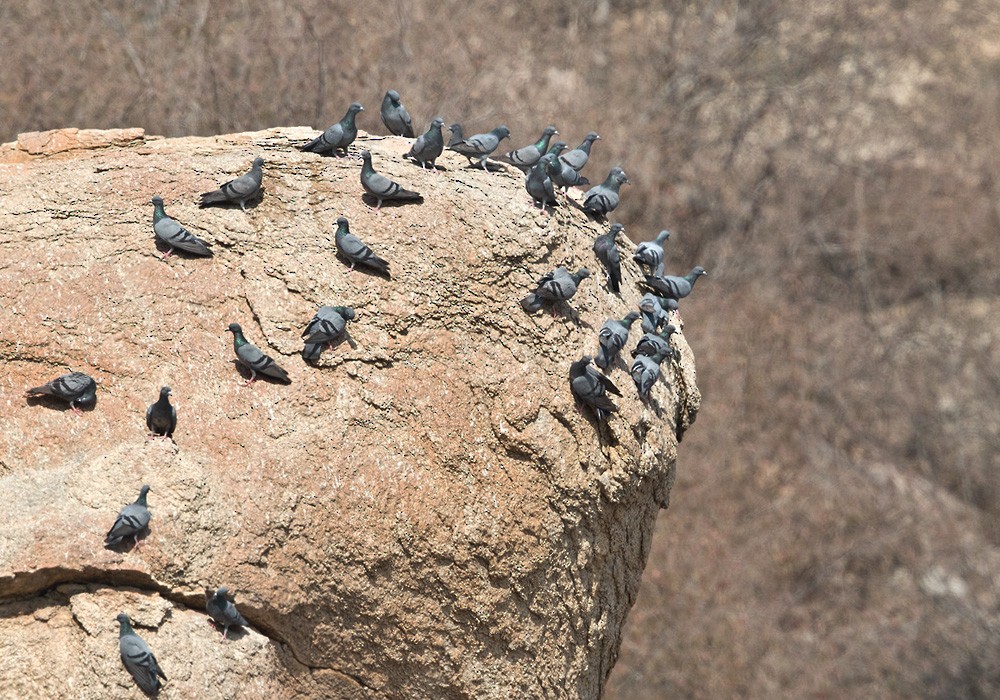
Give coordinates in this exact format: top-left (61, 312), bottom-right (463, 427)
top-left (570, 355), bottom-right (621, 422)
top-left (226, 323), bottom-right (291, 385)
top-left (405, 118), bottom-right (446, 169)
top-left (521, 267), bottom-right (591, 314)
top-left (145, 386), bottom-right (176, 439)
top-left (300, 102), bottom-right (364, 156)
top-left (105, 485), bottom-right (151, 548)
top-left (593, 223), bottom-right (625, 294)
top-left (643, 266), bottom-right (708, 300)
top-left (500, 125), bottom-right (558, 171)
top-left (380, 89), bottom-right (415, 138)
top-left (205, 587), bottom-right (250, 642)
top-left (198, 157), bottom-right (264, 211)
top-left (595, 312), bottom-right (641, 370)
top-left (151, 196), bottom-right (213, 258)
top-left (360, 150), bottom-right (423, 212)
top-left (633, 229), bottom-right (671, 276)
top-left (334, 216), bottom-right (390, 275)
top-left (24, 371), bottom-right (97, 412)
top-left (116, 613), bottom-right (167, 695)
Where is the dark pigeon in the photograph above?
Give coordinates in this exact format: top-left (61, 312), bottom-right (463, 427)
top-left (593, 223), bottom-right (624, 293)
top-left (639, 293), bottom-right (677, 333)
top-left (550, 155), bottom-right (590, 191)
top-left (582, 167), bottom-right (629, 220)
top-left (116, 613), bottom-right (167, 695)
top-left (151, 196), bottom-right (213, 257)
top-left (334, 216), bottom-right (390, 275)
top-left (405, 117), bottom-right (445, 169)
top-left (570, 355), bottom-right (621, 422)
top-left (447, 123), bottom-right (464, 148)
top-left (559, 131), bottom-right (600, 172)
top-left (499, 125), bottom-right (558, 171)
top-left (633, 229), bottom-right (671, 276)
top-left (521, 266), bottom-right (591, 314)
top-left (145, 386), bottom-right (176, 439)
top-left (226, 323), bottom-right (291, 385)
top-left (644, 266), bottom-right (708, 299)
top-left (595, 312), bottom-right (641, 370)
top-left (448, 125), bottom-right (511, 171)
top-left (631, 352), bottom-right (668, 400)
top-left (302, 305), bottom-right (355, 361)
top-left (525, 153), bottom-right (560, 210)
top-left (205, 587), bottom-right (250, 641)
top-left (360, 150), bottom-right (422, 212)
top-left (198, 157), bottom-right (264, 211)
top-left (105, 485), bottom-right (151, 548)
top-left (632, 325), bottom-right (678, 360)
top-left (380, 89), bottom-right (414, 137)
top-left (25, 371), bottom-right (97, 412)
top-left (301, 102), bottom-right (364, 156)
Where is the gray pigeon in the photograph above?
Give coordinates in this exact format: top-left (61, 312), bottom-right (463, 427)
top-left (521, 266), bottom-right (591, 314)
top-left (116, 613), bottom-right (167, 695)
top-left (360, 150), bottom-right (423, 212)
top-left (145, 386), bottom-right (176, 439)
top-left (334, 216), bottom-right (390, 275)
top-left (226, 323), bottom-right (291, 385)
top-left (582, 167), bottom-right (629, 220)
top-left (559, 131), bottom-right (600, 172)
top-left (593, 223), bottom-right (624, 294)
top-left (449, 125), bottom-right (511, 171)
top-left (639, 293), bottom-right (678, 333)
top-left (301, 102), bottom-right (364, 156)
top-left (447, 123), bottom-right (464, 148)
top-left (569, 355), bottom-right (621, 422)
top-left (499, 125), bottom-right (558, 171)
top-left (405, 117), bottom-right (445, 169)
top-left (205, 587), bottom-right (249, 641)
top-left (631, 352), bottom-right (668, 400)
top-left (105, 485), bottom-right (151, 548)
top-left (25, 371), bottom-right (97, 412)
top-left (151, 196), bottom-right (213, 257)
top-left (545, 140), bottom-right (568, 158)
top-left (302, 305), bottom-right (355, 361)
top-left (380, 89), bottom-right (414, 138)
top-left (644, 266), bottom-right (708, 299)
top-left (525, 153), bottom-right (560, 210)
top-left (199, 157), bottom-right (264, 211)
top-left (550, 155), bottom-right (590, 191)
top-left (595, 312), bottom-right (641, 370)
top-left (633, 230), bottom-right (671, 276)
top-left (632, 325), bottom-right (679, 360)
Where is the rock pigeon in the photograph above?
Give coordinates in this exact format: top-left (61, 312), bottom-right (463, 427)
top-left (570, 355), bottom-right (621, 422)
top-left (633, 230), bottom-right (671, 276)
top-left (499, 125), bottom-right (558, 171)
top-left (300, 102), bottom-right (364, 156)
top-left (151, 196), bottom-right (213, 257)
top-left (521, 266), bottom-right (591, 314)
top-left (405, 117), bottom-right (445, 169)
top-left (198, 157), bottom-right (264, 211)
top-left (595, 312), bottom-right (641, 370)
top-left (639, 293), bottom-right (677, 333)
top-left (631, 352), bottom-right (668, 400)
top-left (360, 150), bottom-right (423, 212)
top-left (525, 153), bottom-right (560, 210)
top-left (302, 305), bottom-right (355, 361)
top-left (582, 167), bottom-right (629, 220)
top-left (644, 266), bottom-right (708, 299)
top-left (448, 125), bottom-right (511, 171)
top-left (105, 485), bottom-right (151, 548)
top-left (116, 613), bottom-right (167, 695)
top-left (550, 155), bottom-right (590, 191)
top-left (559, 131), bottom-right (600, 172)
top-left (632, 325), bottom-right (678, 360)
top-left (145, 386), bottom-right (176, 439)
top-left (380, 89), bottom-right (414, 137)
top-left (334, 216), bottom-right (390, 275)
top-left (24, 371), bottom-right (97, 412)
top-left (447, 123), bottom-right (464, 148)
top-left (545, 141), bottom-right (568, 158)
top-left (205, 587), bottom-right (249, 641)
top-left (226, 323), bottom-right (291, 385)
top-left (593, 223), bottom-right (624, 293)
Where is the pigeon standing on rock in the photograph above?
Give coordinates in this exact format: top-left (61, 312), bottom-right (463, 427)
top-left (360, 150), bottom-right (423, 212)
top-left (302, 305), bottom-right (356, 361)
top-left (405, 117), bottom-right (445, 169)
top-left (334, 216), bottom-right (390, 275)
top-left (447, 123), bottom-right (464, 148)
top-left (633, 230), bottom-right (671, 276)
top-left (499, 125), bottom-right (558, 171)
top-left (559, 131), bottom-right (600, 172)
top-left (145, 386), bottom-right (176, 439)
top-left (582, 167), bottom-right (629, 220)
top-left (550, 155), bottom-right (590, 191)
top-left (116, 613), bottom-right (167, 695)
top-left (632, 325), bottom-right (678, 360)
top-left (525, 153), bottom-right (560, 210)
top-left (198, 157), bottom-right (264, 211)
top-left (380, 89), bottom-right (414, 137)
top-left (300, 102), bottom-right (364, 156)
top-left (104, 485), bottom-right (151, 548)
top-left (205, 587), bottom-right (249, 641)
top-left (226, 323), bottom-right (291, 385)
top-left (595, 312), bottom-right (641, 370)
top-left (521, 266), bottom-right (591, 314)
top-left (151, 196), bottom-right (213, 257)
top-left (448, 125), bottom-right (511, 171)
top-left (644, 266), bottom-right (708, 299)
top-left (593, 223), bottom-right (625, 293)
top-left (570, 355), bottom-right (621, 422)
top-left (639, 293), bottom-right (678, 333)
top-left (631, 352), bottom-right (668, 400)
top-left (24, 371), bottom-right (97, 412)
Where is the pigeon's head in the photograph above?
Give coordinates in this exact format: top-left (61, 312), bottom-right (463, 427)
top-left (139, 484), bottom-right (151, 498)
top-left (448, 123), bottom-right (462, 133)
top-left (115, 613), bottom-right (131, 625)
top-left (612, 167), bottom-right (629, 185)
top-left (160, 386), bottom-right (172, 399)
top-left (609, 223), bottom-right (625, 238)
top-left (429, 117), bottom-right (445, 129)
top-left (252, 157), bottom-right (265, 167)
top-left (336, 216), bottom-right (350, 229)
top-left (493, 125), bottom-right (511, 140)
top-left (586, 131), bottom-right (601, 142)
top-left (692, 266), bottom-right (708, 277)
top-left (359, 150), bottom-right (372, 162)
top-left (227, 323), bottom-right (242, 335)
top-left (548, 141), bottom-right (567, 155)
top-left (576, 268), bottom-right (592, 280)
top-left (543, 125), bottom-right (558, 136)
top-left (215, 586), bottom-right (230, 599)
top-left (348, 102), bottom-right (364, 113)
top-left (624, 311), bottom-right (642, 324)
top-left (341, 307), bottom-right (357, 321)
top-left (540, 153), bottom-right (560, 174)
top-left (150, 195), bottom-right (164, 206)
top-left (657, 229), bottom-right (671, 242)
top-left (386, 89), bottom-right (401, 103)
top-left (663, 324), bottom-right (678, 337)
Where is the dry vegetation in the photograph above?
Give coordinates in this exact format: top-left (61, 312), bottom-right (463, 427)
top-left (3, 0), bottom-right (1000, 697)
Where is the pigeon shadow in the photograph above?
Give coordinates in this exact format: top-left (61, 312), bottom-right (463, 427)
top-left (463, 160), bottom-right (506, 174)
top-left (152, 239), bottom-right (214, 259)
top-left (104, 526), bottom-right (150, 553)
top-left (197, 189), bottom-right (264, 211)
top-left (207, 619), bottom-right (251, 642)
top-left (24, 395), bottom-right (96, 412)
top-left (231, 360), bottom-right (291, 385)
top-left (360, 194), bottom-right (423, 212)
top-left (573, 402), bottom-right (621, 446)
top-left (335, 252), bottom-right (392, 280)
top-left (405, 159), bottom-right (449, 173)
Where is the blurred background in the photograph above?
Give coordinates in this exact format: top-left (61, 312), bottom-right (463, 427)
top-left (4, 1), bottom-right (999, 696)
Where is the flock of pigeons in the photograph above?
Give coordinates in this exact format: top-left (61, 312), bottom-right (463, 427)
top-left (19, 89), bottom-right (706, 695)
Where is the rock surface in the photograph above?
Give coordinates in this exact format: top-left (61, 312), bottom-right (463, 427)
top-left (0, 127), bottom-right (699, 699)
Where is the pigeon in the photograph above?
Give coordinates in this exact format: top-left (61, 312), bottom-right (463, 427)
top-left (226, 323), bottom-right (291, 385)
top-left (447, 123), bottom-right (464, 148)
top-left (448, 125), bottom-right (511, 171)
top-left (499, 125), bottom-right (558, 171)
top-left (633, 230), bottom-right (671, 276)
top-left (334, 216), bottom-right (390, 275)
top-left (545, 140), bottom-right (568, 158)
top-left (639, 293), bottom-right (677, 333)
top-left (145, 386), bottom-right (176, 439)
top-left (300, 102), bottom-right (364, 156)
top-left (116, 613), bottom-right (167, 695)
top-left (521, 266), bottom-right (591, 314)
top-left (151, 196), bottom-right (213, 257)
top-left (24, 371), bottom-right (97, 412)
top-left (205, 587), bottom-right (250, 641)
top-left (198, 157), bottom-right (264, 211)
top-left (595, 312), bottom-right (641, 370)
top-left (105, 485), bottom-right (151, 548)
top-left (559, 131), bottom-right (600, 172)
top-left (644, 266), bottom-right (708, 299)
top-left (380, 89), bottom-right (414, 137)
top-left (302, 305), bottom-right (355, 361)
top-left (405, 117), bottom-right (445, 169)
top-left (593, 223), bottom-right (625, 293)
top-left (631, 352), bottom-right (668, 400)
top-left (632, 325), bottom-right (678, 360)
top-left (550, 155), bottom-right (590, 191)
top-left (525, 153), bottom-right (560, 210)
top-left (582, 167), bottom-right (629, 220)
top-left (360, 150), bottom-right (423, 212)
top-left (570, 355), bottom-right (621, 422)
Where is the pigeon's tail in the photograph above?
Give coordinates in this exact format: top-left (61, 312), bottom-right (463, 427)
top-left (302, 343), bottom-right (323, 363)
top-left (395, 189), bottom-right (423, 202)
top-left (366, 255), bottom-right (391, 275)
top-left (24, 384), bottom-right (54, 398)
top-left (300, 137), bottom-right (325, 152)
top-left (520, 293), bottom-right (544, 313)
top-left (198, 190), bottom-right (227, 207)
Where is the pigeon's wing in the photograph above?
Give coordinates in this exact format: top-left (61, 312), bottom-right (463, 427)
top-left (236, 343), bottom-right (290, 382)
top-left (120, 634), bottom-right (167, 694)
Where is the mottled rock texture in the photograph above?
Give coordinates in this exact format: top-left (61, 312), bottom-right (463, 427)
top-left (0, 127), bottom-right (699, 699)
